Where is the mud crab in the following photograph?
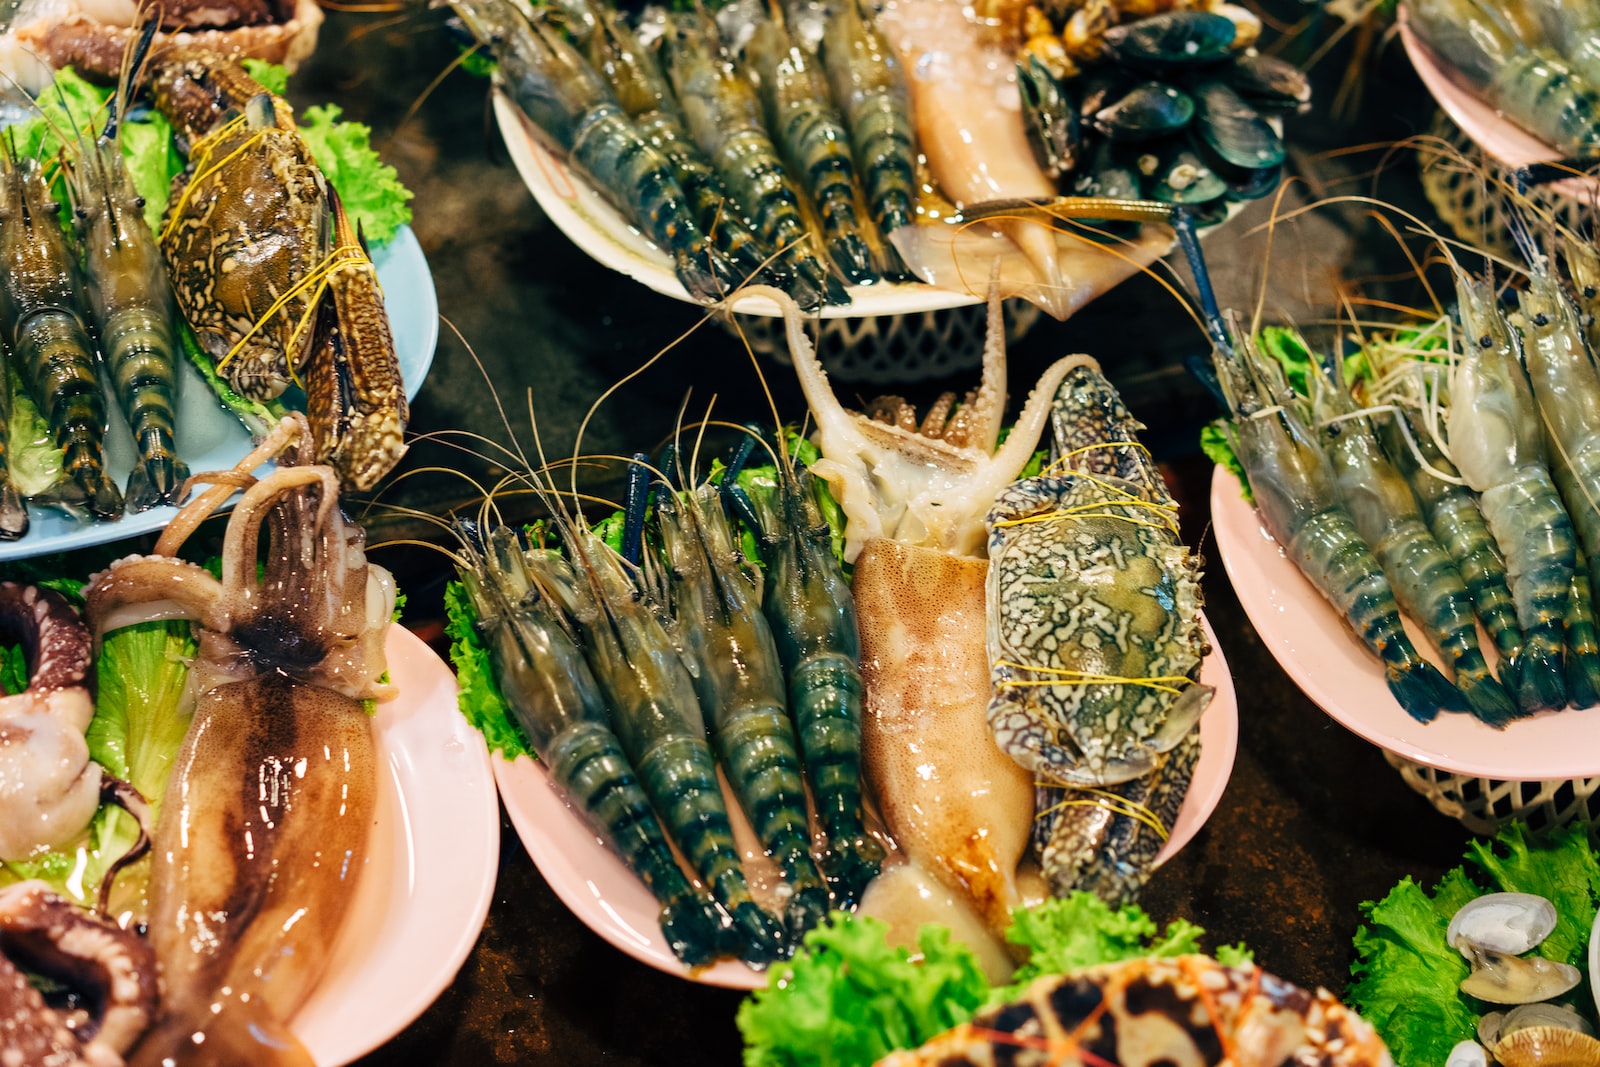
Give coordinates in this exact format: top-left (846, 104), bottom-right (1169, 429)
top-left (86, 413), bottom-right (393, 1065)
top-left (146, 47), bottom-right (407, 492)
top-left (986, 360), bottom-right (1209, 901)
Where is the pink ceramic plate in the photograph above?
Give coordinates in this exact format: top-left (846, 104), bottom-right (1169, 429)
top-left (1211, 464), bottom-right (1600, 780)
top-left (1398, 9), bottom-right (1598, 200)
top-left (290, 626), bottom-right (500, 1065)
top-left (495, 616), bottom-right (1238, 990)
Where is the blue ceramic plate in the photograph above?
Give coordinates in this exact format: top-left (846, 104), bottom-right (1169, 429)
top-left (0, 225), bottom-right (438, 560)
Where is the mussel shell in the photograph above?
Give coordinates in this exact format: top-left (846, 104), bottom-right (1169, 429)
top-left (1079, 68), bottom-right (1137, 121)
top-left (1446, 1040), bottom-right (1489, 1067)
top-left (1460, 947), bottom-right (1583, 1005)
top-left (1495, 1027), bottom-right (1600, 1067)
top-left (1018, 56), bottom-right (1081, 180)
top-left (1226, 52), bottom-right (1312, 112)
top-left (1448, 893), bottom-right (1560, 956)
top-left (1101, 11), bottom-right (1237, 69)
top-left (1147, 145), bottom-right (1226, 204)
top-left (1093, 81), bottom-right (1195, 141)
top-left (1191, 79), bottom-right (1285, 171)
top-left (1073, 140), bottom-right (1143, 202)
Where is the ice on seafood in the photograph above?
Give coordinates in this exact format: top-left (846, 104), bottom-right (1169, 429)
top-left (86, 415), bottom-right (392, 1066)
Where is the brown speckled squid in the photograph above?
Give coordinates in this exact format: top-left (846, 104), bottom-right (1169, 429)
top-left (729, 284), bottom-right (1076, 939)
top-left (85, 414), bottom-right (395, 1067)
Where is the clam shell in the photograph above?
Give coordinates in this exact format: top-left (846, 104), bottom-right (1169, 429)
top-left (1495, 1027), bottom-right (1600, 1067)
top-left (1447, 1040), bottom-right (1489, 1067)
top-left (1448, 893), bottom-right (1560, 956)
top-left (1482, 1013), bottom-right (1507, 1049)
top-left (1460, 947), bottom-right (1582, 1005)
top-left (1502, 1003), bottom-right (1596, 1039)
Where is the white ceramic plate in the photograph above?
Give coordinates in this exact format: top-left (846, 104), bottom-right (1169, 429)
top-left (495, 614), bottom-right (1238, 990)
top-left (1398, 9), bottom-right (1598, 200)
top-left (1211, 463), bottom-right (1600, 780)
top-left (291, 624), bottom-right (499, 1065)
top-left (492, 91), bottom-right (1260, 320)
top-left (0, 225), bottom-right (439, 560)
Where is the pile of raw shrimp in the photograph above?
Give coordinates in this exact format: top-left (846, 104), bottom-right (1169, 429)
top-left (1214, 215), bottom-right (1600, 729)
top-left (453, 435), bottom-right (881, 969)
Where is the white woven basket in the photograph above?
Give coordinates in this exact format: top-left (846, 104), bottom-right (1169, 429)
top-left (1383, 751), bottom-right (1600, 837)
top-left (725, 299), bottom-right (1044, 384)
top-left (1418, 111), bottom-right (1590, 260)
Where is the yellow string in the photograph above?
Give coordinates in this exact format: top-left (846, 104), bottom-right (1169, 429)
top-left (992, 660), bottom-right (1194, 695)
top-left (214, 244), bottom-right (370, 383)
top-left (158, 115), bottom-right (259, 243)
top-left (992, 498), bottom-right (1179, 535)
top-left (1041, 439), bottom-right (1154, 477)
top-left (1035, 787), bottom-right (1171, 841)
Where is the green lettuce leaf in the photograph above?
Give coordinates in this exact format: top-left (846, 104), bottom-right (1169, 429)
top-left (443, 578), bottom-right (533, 760)
top-left (993, 891), bottom-right (1209, 1002)
top-left (738, 896), bottom-right (1249, 1067)
top-left (297, 104), bottom-right (414, 246)
top-left (1201, 419), bottom-right (1252, 504)
top-left (0, 644), bottom-right (25, 694)
top-left (736, 914), bottom-right (989, 1067)
top-left (241, 58), bottom-right (290, 96)
top-left (1467, 823), bottom-right (1600, 969)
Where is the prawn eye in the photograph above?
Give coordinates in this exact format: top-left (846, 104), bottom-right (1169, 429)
top-left (74, 206), bottom-right (86, 220)
top-left (134, 196), bottom-right (145, 209)
top-left (1480, 334), bottom-right (1493, 349)
top-left (1534, 313), bottom-right (1551, 328)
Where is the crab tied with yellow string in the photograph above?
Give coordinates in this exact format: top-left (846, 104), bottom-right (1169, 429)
top-left (152, 46), bottom-right (406, 491)
top-left (985, 357), bottom-right (1211, 904)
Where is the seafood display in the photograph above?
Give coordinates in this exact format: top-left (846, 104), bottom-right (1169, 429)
top-left (459, 0), bottom-right (1302, 315)
top-left (880, 955), bottom-right (1393, 1066)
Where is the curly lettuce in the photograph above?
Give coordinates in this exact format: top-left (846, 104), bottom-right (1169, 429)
top-left (443, 578), bottom-right (533, 760)
top-left (739, 895), bottom-right (1251, 1067)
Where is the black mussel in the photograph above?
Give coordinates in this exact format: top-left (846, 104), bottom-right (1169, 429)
top-left (1147, 145), bottom-right (1227, 204)
top-left (1093, 81), bottom-right (1195, 141)
top-left (1018, 54), bottom-right (1081, 180)
top-left (1226, 52), bottom-right (1312, 112)
top-left (1191, 78), bottom-right (1285, 171)
top-left (1101, 11), bottom-right (1236, 70)
top-left (1224, 161), bottom-right (1281, 199)
top-left (1079, 66), bottom-right (1137, 121)
top-left (1073, 139), bottom-right (1143, 206)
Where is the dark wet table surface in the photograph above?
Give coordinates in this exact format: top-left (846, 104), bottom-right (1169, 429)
top-left (6, 3), bottom-right (1506, 1061)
